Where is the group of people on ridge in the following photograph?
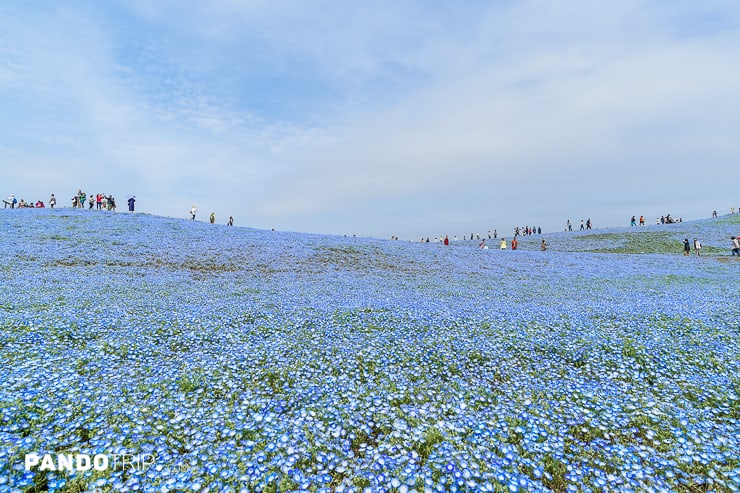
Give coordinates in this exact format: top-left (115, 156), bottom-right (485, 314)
top-left (189, 205), bottom-right (234, 226)
top-left (565, 219), bottom-right (592, 231)
top-left (4, 190), bottom-right (137, 212)
top-left (70, 190), bottom-right (120, 211)
top-left (2, 195), bottom-right (47, 209)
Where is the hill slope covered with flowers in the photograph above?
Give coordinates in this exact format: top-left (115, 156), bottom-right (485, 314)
top-left (1, 209), bottom-right (739, 493)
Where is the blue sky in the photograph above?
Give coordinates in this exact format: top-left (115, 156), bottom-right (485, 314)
top-left (1, 1), bottom-right (739, 239)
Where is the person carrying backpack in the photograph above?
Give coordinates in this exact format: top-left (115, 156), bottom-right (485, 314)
top-left (693, 238), bottom-right (702, 257)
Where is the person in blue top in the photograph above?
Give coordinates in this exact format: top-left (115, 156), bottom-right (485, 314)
top-left (128, 196), bottom-right (135, 212)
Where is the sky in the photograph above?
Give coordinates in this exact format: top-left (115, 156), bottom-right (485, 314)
top-left (1, 1), bottom-right (739, 240)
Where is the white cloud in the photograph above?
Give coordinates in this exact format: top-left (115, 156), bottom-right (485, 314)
top-left (1, 1), bottom-right (739, 238)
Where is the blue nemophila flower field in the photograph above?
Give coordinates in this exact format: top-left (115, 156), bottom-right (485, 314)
top-left (1, 209), bottom-right (738, 493)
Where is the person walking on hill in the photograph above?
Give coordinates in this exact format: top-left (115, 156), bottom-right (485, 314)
top-left (49, 194), bottom-right (56, 209)
top-left (541, 239), bottom-right (547, 251)
top-left (511, 237), bottom-right (518, 250)
top-left (639, 215), bottom-right (644, 226)
top-left (683, 239), bottom-right (691, 256)
top-left (631, 216), bottom-right (636, 227)
top-left (127, 196), bottom-right (136, 212)
top-left (500, 238), bottom-right (507, 250)
top-left (228, 216), bottom-right (234, 226)
top-left (693, 238), bottom-right (702, 257)
top-left (209, 212), bottom-right (216, 224)
top-left (189, 205), bottom-right (197, 220)
top-left (731, 236), bottom-right (740, 256)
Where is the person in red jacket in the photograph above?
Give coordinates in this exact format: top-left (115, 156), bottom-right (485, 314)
top-left (511, 237), bottom-right (518, 250)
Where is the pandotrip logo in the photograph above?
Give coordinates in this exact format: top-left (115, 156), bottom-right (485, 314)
top-left (24, 453), bottom-right (156, 472)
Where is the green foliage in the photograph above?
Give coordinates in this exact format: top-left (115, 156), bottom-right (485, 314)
top-left (542, 453), bottom-right (568, 493)
top-left (413, 426), bottom-right (445, 465)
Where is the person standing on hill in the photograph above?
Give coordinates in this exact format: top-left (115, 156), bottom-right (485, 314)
top-left (228, 216), bottom-right (234, 226)
top-left (209, 212), bottom-right (215, 224)
top-left (189, 205), bottom-right (197, 220)
top-left (639, 215), bottom-right (644, 226)
top-left (631, 216), bottom-right (636, 226)
top-left (49, 194), bottom-right (56, 209)
top-left (511, 237), bottom-right (518, 250)
top-left (541, 239), bottom-right (547, 251)
top-left (731, 236), bottom-right (739, 256)
top-left (443, 235), bottom-right (449, 245)
top-left (693, 238), bottom-right (702, 257)
top-left (683, 239), bottom-right (691, 256)
top-left (128, 196), bottom-right (135, 212)
top-left (500, 238), bottom-right (507, 250)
